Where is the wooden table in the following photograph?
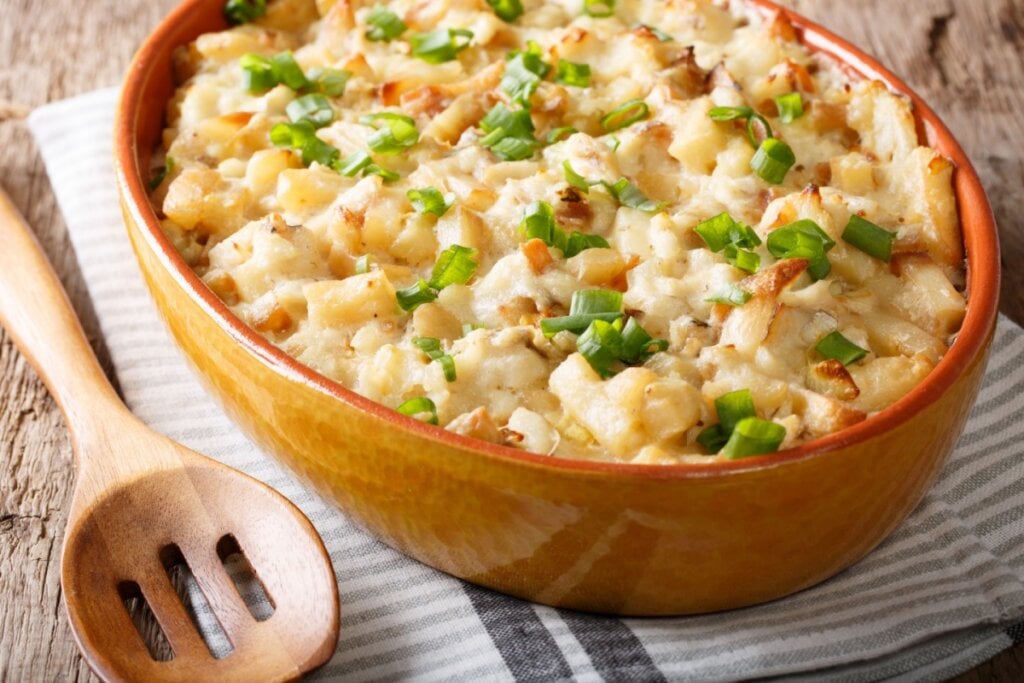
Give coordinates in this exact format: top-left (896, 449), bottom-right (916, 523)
top-left (1, 0), bottom-right (1021, 679)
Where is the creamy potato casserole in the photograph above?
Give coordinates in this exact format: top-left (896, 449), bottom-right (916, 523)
top-left (150, 0), bottom-right (966, 463)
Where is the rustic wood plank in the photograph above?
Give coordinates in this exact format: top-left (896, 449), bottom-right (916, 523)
top-left (0, 0), bottom-right (1020, 680)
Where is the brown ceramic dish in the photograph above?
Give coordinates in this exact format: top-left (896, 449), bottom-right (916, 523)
top-left (115, 0), bottom-right (1001, 615)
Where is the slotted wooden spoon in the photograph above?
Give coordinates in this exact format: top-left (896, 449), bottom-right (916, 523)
top-left (0, 188), bottom-right (339, 681)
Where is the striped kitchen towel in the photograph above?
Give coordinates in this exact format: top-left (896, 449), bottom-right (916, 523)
top-left (28, 87), bottom-right (1024, 682)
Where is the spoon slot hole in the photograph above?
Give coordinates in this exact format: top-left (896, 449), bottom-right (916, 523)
top-left (117, 580), bottom-right (174, 662)
top-left (217, 534), bottom-right (275, 622)
top-left (159, 543), bottom-right (235, 659)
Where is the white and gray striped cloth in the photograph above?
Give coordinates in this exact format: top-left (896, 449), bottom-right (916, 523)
top-left (28, 88), bottom-right (1024, 681)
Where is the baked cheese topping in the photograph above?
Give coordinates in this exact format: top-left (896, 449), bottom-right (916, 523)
top-left (150, 0), bottom-right (966, 464)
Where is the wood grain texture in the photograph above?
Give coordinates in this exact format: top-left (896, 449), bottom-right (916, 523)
top-left (0, 0), bottom-right (1020, 680)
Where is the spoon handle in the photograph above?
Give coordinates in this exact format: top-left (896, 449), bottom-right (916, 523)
top-left (0, 188), bottom-right (129, 452)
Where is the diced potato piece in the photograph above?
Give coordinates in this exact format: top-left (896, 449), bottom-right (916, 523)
top-left (847, 80), bottom-right (918, 163)
top-left (436, 206), bottom-right (489, 253)
top-left (640, 379), bottom-right (701, 443)
top-left (246, 149), bottom-right (300, 198)
top-left (890, 255), bottom-right (966, 337)
top-left (164, 167), bottom-right (252, 236)
top-left (661, 97), bottom-right (730, 174)
top-left (305, 271), bottom-right (398, 329)
top-left (276, 167), bottom-right (350, 216)
top-left (505, 408), bottom-right (560, 454)
top-left (849, 355), bottom-right (934, 413)
top-left (791, 387), bottom-right (866, 437)
top-left (447, 407), bottom-right (502, 444)
top-left (565, 248), bottom-right (629, 286)
top-left (830, 152), bottom-right (876, 196)
top-left (411, 303), bottom-right (463, 341)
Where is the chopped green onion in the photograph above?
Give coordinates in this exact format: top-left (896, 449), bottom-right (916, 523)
top-left (714, 389), bottom-right (757, 434)
top-left (307, 68), bottom-right (350, 97)
top-left (601, 99), bottom-right (649, 132)
top-left (407, 187), bottom-right (455, 217)
top-left (603, 178), bottom-right (665, 212)
top-left (563, 231), bottom-right (610, 257)
top-left (396, 279), bottom-right (437, 311)
top-left (697, 424), bottom-right (729, 453)
top-left (706, 283), bottom-right (752, 306)
top-left (556, 60), bottom-right (591, 87)
top-left (239, 54), bottom-right (277, 92)
top-left (365, 5), bottom-right (407, 41)
top-left (410, 28), bottom-right (474, 64)
top-left (766, 219), bottom-right (835, 280)
top-left (364, 163), bottom-right (401, 182)
top-left (286, 93), bottom-right (334, 128)
top-left (519, 201), bottom-right (608, 259)
top-left (429, 245), bottom-right (478, 289)
top-left (224, 0), bottom-right (266, 25)
top-left (546, 126), bottom-right (578, 144)
top-left (582, 0), bottom-right (616, 17)
top-left (270, 121), bottom-right (340, 167)
top-left (745, 113), bottom-right (774, 148)
top-left (462, 322), bottom-right (483, 335)
top-left (722, 417), bottom-right (786, 459)
top-left (479, 104), bottom-right (537, 160)
top-left (606, 135), bottom-right (621, 152)
top-left (396, 396), bottom-right (439, 425)
top-left (620, 317), bottom-right (668, 363)
top-left (815, 331), bottom-right (868, 366)
top-left (631, 23), bottom-right (672, 41)
top-left (708, 106), bottom-right (754, 122)
top-left (751, 137), bottom-right (796, 184)
top-left (563, 160), bottom-right (594, 192)
top-left (577, 319), bottom-right (623, 378)
top-left (694, 212), bottom-right (761, 252)
top-left (540, 288), bottom-right (623, 337)
top-left (412, 337), bottom-right (457, 382)
top-left (723, 245), bottom-right (760, 273)
top-left (270, 52), bottom-right (309, 90)
top-left (775, 92), bottom-right (804, 124)
top-left (336, 151), bottom-right (372, 176)
top-left (354, 254), bottom-right (373, 274)
top-left (360, 112), bottom-right (419, 155)
top-left (147, 156), bottom-right (174, 191)
top-left (502, 42), bottom-right (550, 105)
top-left (842, 215), bottom-right (896, 262)
top-left (486, 0), bottom-right (524, 22)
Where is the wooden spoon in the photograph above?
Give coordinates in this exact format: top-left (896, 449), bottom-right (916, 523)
top-left (0, 188), bottom-right (339, 681)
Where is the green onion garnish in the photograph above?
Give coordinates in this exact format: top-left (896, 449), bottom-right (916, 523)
top-left (365, 5), bottom-right (407, 41)
top-left (695, 212), bottom-right (761, 252)
top-left (519, 201), bottom-right (609, 259)
top-left (723, 245), bottom-right (760, 273)
top-left (410, 28), bottom-right (474, 64)
top-left (545, 126), bottom-right (578, 144)
top-left (578, 319), bottom-right (624, 378)
top-left (601, 99), bottom-right (649, 132)
top-left (745, 113), bottom-right (774, 148)
top-left (631, 23), bottom-right (673, 41)
top-left (604, 178), bottom-right (665, 212)
top-left (556, 60), bottom-right (591, 87)
top-left (407, 187), bottom-right (455, 217)
top-left (775, 92), bottom-right (804, 124)
top-left (224, 0), bottom-right (266, 25)
top-left (429, 245), bottom-right (478, 289)
top-left (815, 331), bottom-right (868, 366)
top-left (147, 156), bottom-right (174, 191)
top-left (337, 151), bottom-right (372, 176)
top-left (412, 337), bottom-right (457, 381)
top-left (766, 219), bottom-right (835, 280)
top-left (270, 121), bottom-right (340, 167)
top-left (396, 279), bottom-right (437, 311)
top-left (705, 283), bottom-right (752, 306)
top-left (708, 106), bottom-right (755, 122)
top-left (715, 389), bottom-right (756, 433)
top-left (620, 317), bottom-right (669, 363)
top-left (751, 137), bottom-right (796, 184)
top-left (270, 52), bottom-right (309, 90)
top-left (360, 112), bottom-right (419, 155)
top-left (364, 163), bottom-right (400, 182)
top-left (286, 93), bottom-right (334, 128)
top-left (722, 417), bottom-right (786, 459)
top-left (541, 289), bottom-right (623, 337)
top-left (486, 0), bottom-right (524, 22)
top-left (396, 396), bottom-right (439, 425)
top-left (501, 42), bottom-right (550, 105)
top-left (307, 68), bottom-right (350, 97)
top-left (606, 135), bottom-right (621, 152)
top-left (239, 54), bottom-right (278, 92)
top-left (696, 424), bottom-right (729, 453)
top-left (582, 0), bottom-right (615, 17)
top-left (842, 215), bottom-right (896, 262)
top-left (354, 254), bottom-right (373, 274)
top-left (563, 160), bottom-right (595, 193)
top-left (479, 103), bottom-right (537, 160)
